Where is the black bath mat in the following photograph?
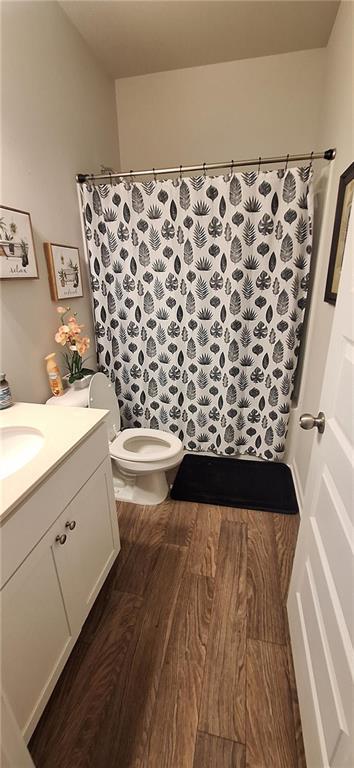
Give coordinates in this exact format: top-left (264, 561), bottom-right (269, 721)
top-left (171, 454), bottom-right (299, 515)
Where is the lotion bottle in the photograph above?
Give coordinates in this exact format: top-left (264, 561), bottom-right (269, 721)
top-left (45, 353), bottom-right (64, 397)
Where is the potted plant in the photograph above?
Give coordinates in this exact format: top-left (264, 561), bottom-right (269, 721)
top-left (55, 306), bottom-right (94, 389)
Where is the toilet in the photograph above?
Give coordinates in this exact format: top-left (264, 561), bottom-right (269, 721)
top-left (47, 372), bottom-right (183, 505)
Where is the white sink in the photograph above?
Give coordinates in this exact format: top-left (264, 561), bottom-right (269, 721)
top-left (0, 426), bottom-right (44, 480)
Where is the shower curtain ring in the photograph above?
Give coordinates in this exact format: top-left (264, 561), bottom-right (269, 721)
top-left (310, 151), bottom-right (314, 170)
top-left (203, 162), bottom-right (207, 178)
top-left (129, 170), bottom-right (134, 183)
top-left (179, 165), bottom-right (182, 181)
top-left (258, 156), bottom-right (262, 174)
top-left (285, 153), bottom-right (290, 172)
top-left (109, 172), bottom-right (113, 186)
top-left (153, 168), bottom-right (157, 183)
top-left (230, 159), bottom-right (234, 175)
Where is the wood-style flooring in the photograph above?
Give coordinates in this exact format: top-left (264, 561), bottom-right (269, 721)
top-left (29, 499), bottom-right (306, 768)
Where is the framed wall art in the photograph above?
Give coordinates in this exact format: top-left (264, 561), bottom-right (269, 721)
top-left (44, 242), bottom-right (83, 300)
top-left (325, 162), bottom-right (354, 304)
top-left (0, 205), bottom-right (38, 279)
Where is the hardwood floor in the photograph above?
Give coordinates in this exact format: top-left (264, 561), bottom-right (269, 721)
top-left (246, 640), bottom-right (297, 768)
top-left (246, 512), bottom-right (286, 644)
top-left (193, 733), bottom-right (245, 768)
top-left (29, 498), bottom-right (306, 768)
top-left (199, 522), bottom-right (247, 743)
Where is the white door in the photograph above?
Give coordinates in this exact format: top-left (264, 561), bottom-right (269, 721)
top-left (54, 457), bottom-right (119, 632)
top-left (1, 692), bottom-right (35, 767)
top-left (288, 209), bottom-right (354, 768)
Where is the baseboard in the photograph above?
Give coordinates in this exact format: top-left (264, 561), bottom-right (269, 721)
top-left (290, 458), bottom-right (304, 516)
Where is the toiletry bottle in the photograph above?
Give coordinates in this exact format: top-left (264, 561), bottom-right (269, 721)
top-left (0, 373), bottom-right (13, 409)
top-left (45, 353), bottom-right (64, 397)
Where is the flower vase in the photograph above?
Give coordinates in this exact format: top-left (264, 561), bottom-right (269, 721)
top-left (73, 374), bottom-right (93, 391)
top-left (64, 374), bottom-right (93, 391)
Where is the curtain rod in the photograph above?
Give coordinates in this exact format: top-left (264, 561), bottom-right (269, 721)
top-left (76, 148), bottom-right (336, 184)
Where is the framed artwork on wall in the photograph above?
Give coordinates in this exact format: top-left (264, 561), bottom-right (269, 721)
top-left (0, 205), bottom-right (38, 279)
top-left (325, 162), bottom-right (354, 305)
top-left (44, 242), bottom-right (83, 301)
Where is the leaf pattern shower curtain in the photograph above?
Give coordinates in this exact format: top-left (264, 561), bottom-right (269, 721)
top-left (81, 167), bottom-right (313, 460)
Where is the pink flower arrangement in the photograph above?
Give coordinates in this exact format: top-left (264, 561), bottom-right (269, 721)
top-left (55, 306), bottom-right (94, 384)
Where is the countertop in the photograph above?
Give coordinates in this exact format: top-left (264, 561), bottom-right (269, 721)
top-left (0, 402), bottom-right (108, 521)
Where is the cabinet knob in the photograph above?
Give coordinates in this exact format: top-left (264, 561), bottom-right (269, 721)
top-left (55, 533), bottom-right (67, 545)
top-left (65, 520), bottom-right (76, 531)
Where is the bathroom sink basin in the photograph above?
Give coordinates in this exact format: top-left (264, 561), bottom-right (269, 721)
top-left (0, 426), bottom-right (44, 480)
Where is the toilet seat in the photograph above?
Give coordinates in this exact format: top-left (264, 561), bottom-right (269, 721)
top-left (110, 428), bottom-right (182, 463)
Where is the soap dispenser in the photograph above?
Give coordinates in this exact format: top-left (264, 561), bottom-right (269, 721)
top-left (0, 373), bottom-right (13, 409)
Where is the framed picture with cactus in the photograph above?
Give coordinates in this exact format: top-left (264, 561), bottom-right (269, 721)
top-left (0, 205), bottom-right (38, 279)
top-left (44, 242), bottom-right (83, 300)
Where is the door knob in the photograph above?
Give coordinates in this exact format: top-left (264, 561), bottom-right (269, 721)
top-left (299, 411), bottom-right (325, 434)
top-left (65, 520), bottom-right (76, 531)
top-left (55, 533), bottom-right (67, 545)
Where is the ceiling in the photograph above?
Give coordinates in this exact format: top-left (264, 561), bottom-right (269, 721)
top-left (60, 0), bottom-right (339, 80)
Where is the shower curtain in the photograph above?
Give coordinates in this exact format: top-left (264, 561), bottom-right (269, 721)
top-left (81, 166), bottom-right (313, 460)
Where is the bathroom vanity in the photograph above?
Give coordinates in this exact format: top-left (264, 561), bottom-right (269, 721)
top-left (0, 403), bottom-right (120, 745)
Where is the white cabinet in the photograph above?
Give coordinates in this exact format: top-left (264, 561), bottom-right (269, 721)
top-left (1, 425), bottom-right (120, 743)
top-left (1, 524), bottom-right (73, 735)
top-left (54, 457), bottom-right (118, 633)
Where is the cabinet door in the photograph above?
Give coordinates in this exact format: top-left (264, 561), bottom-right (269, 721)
top-left (53, 457), bottom-right (119, 632)
top-left (1, 528), bottom-right (73, 739)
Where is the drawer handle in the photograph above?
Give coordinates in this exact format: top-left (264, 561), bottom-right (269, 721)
top-left (65, 520), bottom-right (76, 531)
top-left (55, 533), bottom-right (67, 545)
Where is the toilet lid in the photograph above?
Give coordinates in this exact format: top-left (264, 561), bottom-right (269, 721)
top-left (110, 428), bottom-right (182, 462)
top-left (88, 372), bottom-right (121, 440)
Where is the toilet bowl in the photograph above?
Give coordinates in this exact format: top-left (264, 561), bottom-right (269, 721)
top-left (89, 374), bottom-right (183, 504)
top-left (47, 373), bottom-right (183, 505)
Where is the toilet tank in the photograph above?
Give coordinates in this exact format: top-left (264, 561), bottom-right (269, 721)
top-left (47, 374), bottom-right (121, 443)
top-left (46, 388), bottom-right (89, 407)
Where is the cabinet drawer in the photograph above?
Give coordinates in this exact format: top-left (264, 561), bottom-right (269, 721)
top-left (1, 422), bottom-right (108, 588)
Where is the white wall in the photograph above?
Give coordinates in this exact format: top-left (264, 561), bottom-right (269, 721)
top-left (0, 0), bottom-right (120, 404)
top-left (115, 48), bottom-right (325, 170)
top-left (287, 0), bottom-right (354, 502)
